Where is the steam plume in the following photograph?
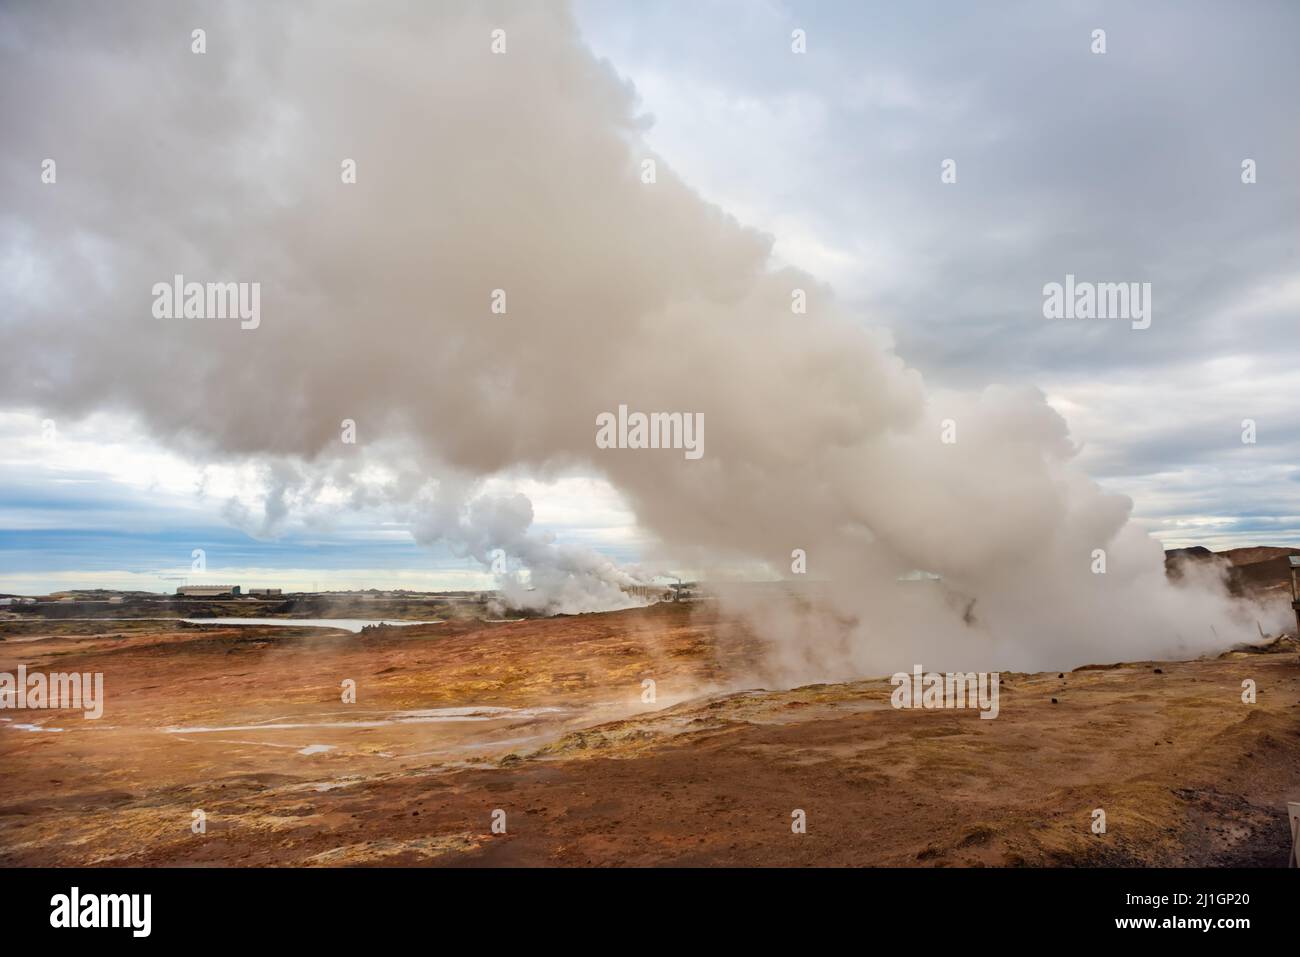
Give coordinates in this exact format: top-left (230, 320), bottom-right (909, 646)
top-left (0, 2), bottom-right (1281, 676)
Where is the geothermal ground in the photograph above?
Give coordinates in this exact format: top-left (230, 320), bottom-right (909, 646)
top-left (2, 601), bottom-right (1299, 867)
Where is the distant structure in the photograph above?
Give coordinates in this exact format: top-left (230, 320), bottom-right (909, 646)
top-left (669, 580), bottom-right (696, 602)
top-left (625, 583), bottom-right (673, 602)
top-left (623, 580), bottom-right (697, 602)
top-left (1289, 556), bottom-right (1300, 634)
top-left (176, 585), bottom-right (241, 597)
top-left (247, 588), bottom-right (282, 597)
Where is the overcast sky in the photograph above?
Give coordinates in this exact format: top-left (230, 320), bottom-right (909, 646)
top-left (2, 0), bottom-right (1297, 593)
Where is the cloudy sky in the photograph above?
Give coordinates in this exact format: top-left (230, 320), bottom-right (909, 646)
top-left (1, 0), bottom-right (1297, 595)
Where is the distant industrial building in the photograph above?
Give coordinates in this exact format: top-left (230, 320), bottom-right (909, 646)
top-left (176, 585), bottom-right (241, 597)
top-left (247, 588), bottom-right (282, 597)
top-left (623, 580), bottom-right (697, 602)
top-left (624, 583), bottom-right (674, 602)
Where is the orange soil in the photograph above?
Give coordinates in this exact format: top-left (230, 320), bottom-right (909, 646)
top-left (2, 604), bottom-right (1298, 866)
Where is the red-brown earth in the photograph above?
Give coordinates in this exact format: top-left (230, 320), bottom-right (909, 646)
top-left (1, 602), bottom-right (1298, 866)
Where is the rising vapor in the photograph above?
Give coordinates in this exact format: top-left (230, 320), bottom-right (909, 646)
top-left (0, 2), bottom-right (1281, 677)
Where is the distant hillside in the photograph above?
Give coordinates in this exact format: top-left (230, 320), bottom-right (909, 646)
top-left (1164, 545), bottom-right (1214, 564)
top-left (1165, 544), bottom-right (1299, 599)
top-left (1218, 546), bottom-right (1300, 566)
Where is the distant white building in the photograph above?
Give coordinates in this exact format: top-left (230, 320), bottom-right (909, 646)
top-left (177, 585), bottom-right (241, 597)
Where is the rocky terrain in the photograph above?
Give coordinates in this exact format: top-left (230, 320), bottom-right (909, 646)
top-left (2, 600), bottom-right (1298, 866)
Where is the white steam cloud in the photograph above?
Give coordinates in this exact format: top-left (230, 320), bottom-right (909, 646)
top-left (0, 2), bottom-right (1283, 676)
